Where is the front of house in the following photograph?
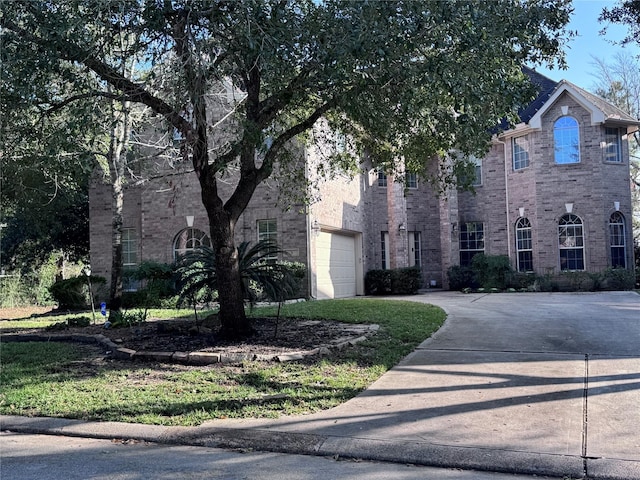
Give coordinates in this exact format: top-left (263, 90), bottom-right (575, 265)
top-left (89, 70), bottom-right (639, 298)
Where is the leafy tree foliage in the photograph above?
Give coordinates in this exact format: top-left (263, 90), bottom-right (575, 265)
top-left (600, 0), bottom-right (640, 47)
top-left (1, 0), bottom-right (573, 336)
top-left (0, 45), bottom-right (99, 269)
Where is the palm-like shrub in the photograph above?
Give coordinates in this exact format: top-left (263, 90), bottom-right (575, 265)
top-left (175, 240), bottom-right (298, 309)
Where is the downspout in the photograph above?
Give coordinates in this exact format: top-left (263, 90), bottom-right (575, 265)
top-left (303, 148), bottom-right (315, 299)
top-left (496, 137), bottom-right (512, 261)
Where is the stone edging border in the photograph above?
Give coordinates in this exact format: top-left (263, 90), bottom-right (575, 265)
top-left (1, 323), bottom-right (380, 364)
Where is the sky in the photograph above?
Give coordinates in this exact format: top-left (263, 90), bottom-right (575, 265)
top-left (534, 0), bottom-right (639, 91)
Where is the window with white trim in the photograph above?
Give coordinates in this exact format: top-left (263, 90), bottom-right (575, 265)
top-left (609, 212), bottom-right (626, 268)
top-left (470, 156), bottom-right (482, 186)
top-left (554, 116), bottom-right (580, 164)
top-left (558, 214), bottom-right (584, 270)
top-left (406, 172), bottom-right (418, 189)
top-left (604, 127), bottom-right (622, 163)
top-left (512, 135), bottom-right (530, 170)
top-left (381, 232), bottom-right (389, 269)
top-left (515, 218), bottom-right (533, 272)
top-left (377, 168), bottom-right (387, 187)
top-left (122, 228), bottom-right (139, 291)
top-left (258, 219), bottom-right (278, 261)
top-left (409, 231), bottom-right (422, 267)
top-left (459, 222), bottom-right (484, 266)
top-left (173, 228), bottom-right (212, 260)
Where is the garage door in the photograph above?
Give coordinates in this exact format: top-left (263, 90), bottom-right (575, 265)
top-left (316, 231), bottom-right (357, 299)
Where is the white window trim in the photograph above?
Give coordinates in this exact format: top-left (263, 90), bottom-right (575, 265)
top-left (512, 135), bottom-right (530, 170)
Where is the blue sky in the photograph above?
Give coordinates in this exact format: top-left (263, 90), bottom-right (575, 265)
top-left (534, 0), bottom-right (639, 91)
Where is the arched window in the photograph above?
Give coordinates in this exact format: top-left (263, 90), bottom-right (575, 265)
top-left (609, 212), bottom-right (626, 268)
top-left (173, 228), bottom-right (211, 260)
top-left (554, 116), bottom-right (580, 164)
top-left (515, 218), bottom-right (533, 272)
top-left (558, 214), bottom-right (584, 270)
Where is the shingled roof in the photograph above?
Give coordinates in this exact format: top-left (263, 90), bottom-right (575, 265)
top-left (504, 67), bottom-right (640, 132)
top-left (519, 67), bottom-right (559, 124)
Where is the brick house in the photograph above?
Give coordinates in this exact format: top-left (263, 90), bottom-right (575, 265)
top-left (89, 70), bottom-right (639, 298)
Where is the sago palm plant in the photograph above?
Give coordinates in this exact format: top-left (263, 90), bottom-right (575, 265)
top-left (175, 240), bottom-right (298, 311)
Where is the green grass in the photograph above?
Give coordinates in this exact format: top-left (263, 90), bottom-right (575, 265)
top-left (0, 298), bottom-right (445, 426)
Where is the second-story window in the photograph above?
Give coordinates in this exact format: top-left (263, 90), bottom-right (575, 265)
top-left (513, 135), bottom-right (530, 170)
top-left (554, 116), bottom-right (580, 164)
top-left (406, 172), bottom-right (418, 189)
top-left (604, 127), bottom-right (622, 163)
top-left (377, 168), bottom-right (387, 187)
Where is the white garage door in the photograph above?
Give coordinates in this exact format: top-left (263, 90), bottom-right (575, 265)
top-left (316, 231), bottom-right (357, 299)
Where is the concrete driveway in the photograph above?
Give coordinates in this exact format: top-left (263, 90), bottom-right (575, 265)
top-left (203, 291), bottom-right (640, 479)
top-left (3, 291), bottom-right (639, 479)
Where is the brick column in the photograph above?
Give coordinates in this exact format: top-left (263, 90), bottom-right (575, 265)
top-left (387, 172), bottom-right (409, 269)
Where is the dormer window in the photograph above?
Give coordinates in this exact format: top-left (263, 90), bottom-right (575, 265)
top-left (554, 116), bottom-right (580, 164)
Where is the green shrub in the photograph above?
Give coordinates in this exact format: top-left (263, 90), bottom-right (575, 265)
top-left (391, 267), bottom-right (421, 294)
top-left (109, 309), bottom-right (147, 328)
top-left (0, 274), bottom-right (32, 308)
top-left (122, 261), bottom-right (179, 308)
top-left (557, 271), bottom-right (593, 292)
top-left (471, 254), bottom-right (512, 290)
top-left (68, 316), bottom-right (91, 327)
top-left (280, 261), bottom-right (308, 299)
top-left (447, 265), bottom-right (475, 290)
top-left (508, 272), bottom-right (536, 290)
top-left (44, 316), bottom-right (91, 331)
top-left (365, 269), bottom-right (392, 295)
top-left (600, 267), bottom-right (636, 291)
top-left (49, 275), bottom-right (106, 310)
top-left (365, 268), bottom-right (420, 295)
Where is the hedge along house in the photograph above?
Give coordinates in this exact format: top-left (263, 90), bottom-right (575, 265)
top-left (89, 70), bottom-right (639, 299)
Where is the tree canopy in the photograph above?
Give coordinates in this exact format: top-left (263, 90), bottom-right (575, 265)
top-left (1, 0), bottom-right (573, 335)
top-left (600, 0), bottom-right (640, 47)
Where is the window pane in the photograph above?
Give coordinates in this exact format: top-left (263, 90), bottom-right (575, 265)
top-left (258, 219), bottom-right (277, 242)
top-left (609, 212), bottom-right (626, 268)
top-left (554, 116), bottom-right (580, 164)
top-left (558, 214), bottom-right (584, 270)
top-left (258, 220), bottom-right (278, 261)
top-left (604, 127), bottom-right (621, 162)
top-left (409, 231), bottom-right (421, 267)
top-left (459, 222), bottom-right (484, 266)
top-left (174, 228), bottom-right (211, 260)
top-left (513, 136), bottom-right (530, 170)
top-left (122, 229), bottom-right (139, 291)
top-left (122, 229), bottom-right (137, 266)
top-left (377, 169), bottom-right (387, 187)
top-left (515, 218), bottom-right (533, 272)
top-left (406, 172), bottom-right (417, 189)
top-left (381, 231), bottom-right (388, 269)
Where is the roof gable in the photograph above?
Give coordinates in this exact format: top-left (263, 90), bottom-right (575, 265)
top-left (527, 78), bottom-right (640, 129)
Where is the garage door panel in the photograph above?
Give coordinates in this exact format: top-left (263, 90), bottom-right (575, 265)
top-left (317, 231), bottom-right (356, 300)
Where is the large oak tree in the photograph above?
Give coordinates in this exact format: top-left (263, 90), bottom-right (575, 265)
top-left (1, 0), bottom-right (573, 337)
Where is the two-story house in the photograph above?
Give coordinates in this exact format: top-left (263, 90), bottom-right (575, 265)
top-left (89, 69), bottom-right (639, 298)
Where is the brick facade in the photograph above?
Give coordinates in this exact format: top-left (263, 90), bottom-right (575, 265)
top-left (90, 76), bottom-right (638, 299)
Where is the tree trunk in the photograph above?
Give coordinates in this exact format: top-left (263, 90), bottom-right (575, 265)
top-left (215, 239), bottom-right (253, 338)
top-left (200, 172), bottom-right (253, 338)
top-left (109, 188), bottom-right (124, 318)
top-left (107, 96), bottom-right (132, 321)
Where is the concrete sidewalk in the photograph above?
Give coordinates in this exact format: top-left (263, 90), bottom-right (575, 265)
top-left (2, 291), bottom-right (639, 479)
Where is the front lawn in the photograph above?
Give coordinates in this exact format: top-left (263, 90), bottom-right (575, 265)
top-left (0, 298), bottom-right (445, 426)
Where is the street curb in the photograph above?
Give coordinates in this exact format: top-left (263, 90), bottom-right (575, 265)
top-left (1, 415), bottom-right (590, 479)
